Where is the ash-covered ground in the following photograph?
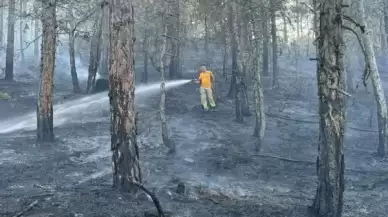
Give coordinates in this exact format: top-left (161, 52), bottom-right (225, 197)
top-left (1, 55), bottom-right (388, 217)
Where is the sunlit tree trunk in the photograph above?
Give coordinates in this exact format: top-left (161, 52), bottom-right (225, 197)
top-left (312, 0), bottom-right (346, 216)
top-left (108, 0), bottom-right (141, 190)
top-left (5, 0), bottom-right (16, 81)
top-left (37, 0), bottom-right (57, 142)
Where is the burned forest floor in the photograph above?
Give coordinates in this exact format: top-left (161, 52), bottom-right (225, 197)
top-left (1, 56), bottom-right (388, 217)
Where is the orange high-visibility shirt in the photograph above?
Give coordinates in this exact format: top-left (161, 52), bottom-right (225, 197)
top-left (199, 71), bottom-right (214, 88)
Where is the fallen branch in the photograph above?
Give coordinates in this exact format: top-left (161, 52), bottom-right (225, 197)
top-left (128, 178), bottom-right (165, 217)
top-left (255, 154), bottom-right (315, 164)
top-left (12, 200), bottom-right (38, 217)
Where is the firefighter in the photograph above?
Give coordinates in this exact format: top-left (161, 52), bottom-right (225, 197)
top-left (192, 66), bottom-right (216, 111)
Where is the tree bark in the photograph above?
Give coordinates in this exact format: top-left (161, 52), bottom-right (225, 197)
top-left (108, 0), bottom-right (141, 190)
top-left (86, 10), bottom-right (102, 93)
top-left (312, 0), bottom-right (346, 216)
top-left (37, 0), bottom-right (57, 142)
top-left (5, 0), bottom-right (16, 81)
top-left (357, 0), bottom-right (388, 156)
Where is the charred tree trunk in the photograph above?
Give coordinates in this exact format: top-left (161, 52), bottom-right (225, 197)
top-left (108, 0), bottom-right (141, 190)
top-left (5, 0), bottom-right (16, 81)
top-left (86, 11), bottom-right (102, 93)
top-left (253, 19), bottom-right (265, 152)
top-left (357, 0), bottom-right (388, 156)
top-left (312, 0), bottom-right (346, 216)
top-left (37, 0), bottom-right (57, 142)
top-left (69, 30), bottom-right (81, 93)
top-left (270, 1), bottom-right (278, 87)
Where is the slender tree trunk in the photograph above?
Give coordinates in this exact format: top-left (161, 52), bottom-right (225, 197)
top-left (86, 10), bottom-right (102, 93)
top-left (283, 15), bottom-right (288, 44)
top-left (5, 0), bottom-right (16, 81)
top-left (384, 0), bottom-right (388, 49)
top-left (142, 29), bottom-right (148, 83)
top-left (227, 5), bottom-right (236, 98)
top-left (69, 31), bottom-right (81, 93)
top-left (34, 20), bottom-right (40, 61)
top-left (312, 0), bottom-right (345, 216)
top-left (168, 0), bottom-right (181, 79)
top-left (270, 2), bottom-right (278, 87)
top-left (253, 19), bottom-right (265, 152)
top-left (108, 0), bottom-right (141, 190)
top-left (155, 5), bottom-right (175, 153)
top-left (19, 0), bottom-right (25, 64)
top-left (37, 0), bottom-right (57, 142)
top-left (0, 7), bottom-right (3, 45)
top-left (96, 1), bottom-right (110, 91)
top-left (357, 0), bottom-right (388, 156)
top-left (222, 31), bottom-right (228, 79)
top-left (262, 18), bottom-right (269, 77)
top-left (230, 1), bottom-right (243, 123)
top-left (204, 14), bottom-right (209, 63)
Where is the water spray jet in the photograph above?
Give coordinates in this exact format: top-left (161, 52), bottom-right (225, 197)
top-left (0, 79), bottom-right (192, 134)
